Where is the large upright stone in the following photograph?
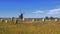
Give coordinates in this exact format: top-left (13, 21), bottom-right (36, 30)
top-left (55, 19), bottom-right (57, 21)
top-left (5, 20), bottom-right (8, 23)
top-left (49, 19), bottom-right (51, 21)
top-left (22, 18), bottom-right (24, 21)
top-left (11, 17), bottom-right (16, 23)
top-left (42, 18), bottom-right (45, 22)
top-left (2, 19), bottom-right (4, 22)
top-left (32, 19), bottom-right (34, 22)
top-left (0, 19), bottom-right (3, 22)
top-left (14, 19), bottom-right (16, 23)
top-left (16, 19), bottom-right (18, 23)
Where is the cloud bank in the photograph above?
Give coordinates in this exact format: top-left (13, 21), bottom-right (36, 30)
top-left (32, 10), bottom-right (44, 14)
top-left (47, 8), bottom-right (60, 14)
top-left (32, 8), bottom-right (60, 15)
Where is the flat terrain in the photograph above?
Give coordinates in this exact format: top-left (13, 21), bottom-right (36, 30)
top-left (0, 21), bottom-right (60, 34)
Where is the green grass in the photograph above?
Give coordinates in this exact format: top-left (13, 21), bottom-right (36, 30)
top-left (0, 21), bottom-right (60, 34)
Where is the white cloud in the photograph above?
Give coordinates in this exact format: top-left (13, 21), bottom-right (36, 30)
top-left (47, 8), bottom-right (60, 14)
top-left (32, 10), bottom-right (44, 14)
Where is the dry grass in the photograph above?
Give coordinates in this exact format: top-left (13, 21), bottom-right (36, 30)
top-left (0, 21), bottom-right (60, 34)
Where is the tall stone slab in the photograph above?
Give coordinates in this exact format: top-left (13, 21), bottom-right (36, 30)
top-left (5, 20), bottom-right (8, 23)
top-left (32, 19), bottom-right (34, 22)
top-left (55, 19), bottom-right (57, 21)
top-left (42, 18), bottom-right (45, 22)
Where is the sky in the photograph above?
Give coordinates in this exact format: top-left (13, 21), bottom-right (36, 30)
top-left (0, 0), bottom-right (60, 18)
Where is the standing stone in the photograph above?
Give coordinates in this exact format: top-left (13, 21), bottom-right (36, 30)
top-left (55, 19), bottom-right (57, 21)
top-left (2, 19), bottom-right (4, 22)
top-left (42, 18), bottom-right (45, 21)
top-left (32, 19), bottom-right (34, 22)
top-left (0, 19), bottom-right (3, 22)
top-left (49, 19), bottom-right (51, 21)
top-left (16, 19), bottom-right (18, 23)
top-left (22, 18), bottom-right (24, 21)
top-left (14, 19), bottom-right (16, 24)
top-left (12, 18), bottom-right (16, 24)
top-left (12, 17), bottom-right (15, 23)
top-left (5, 20), bottom-right (8, 23)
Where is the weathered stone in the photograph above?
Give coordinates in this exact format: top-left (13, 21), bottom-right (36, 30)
top-left (42, 18), bottom-right (45, 21)
top-left (32, 19), bottom-right (34, 22)
top-left (55, 19), bottom-right (57, 21)
top-left (5, 20), bottom-right (8, 23)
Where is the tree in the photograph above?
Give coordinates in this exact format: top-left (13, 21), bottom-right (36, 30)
top-left (50, 17), bottom-right (54, 19)
top-left (45, 16), bottom-right (49, 19)
top-left (12, 17), bottom-right (15, 19)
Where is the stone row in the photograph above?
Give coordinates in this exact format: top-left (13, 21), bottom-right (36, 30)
top-left (0, 18), bottom-right (58, 23)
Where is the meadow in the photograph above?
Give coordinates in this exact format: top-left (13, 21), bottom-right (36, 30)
top-left (0, 21), bottom-right (60, 34)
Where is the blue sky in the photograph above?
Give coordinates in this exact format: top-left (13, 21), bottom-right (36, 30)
top-left (0, 0), bottom-right (60, 18)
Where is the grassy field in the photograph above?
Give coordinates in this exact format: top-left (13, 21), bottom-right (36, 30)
top-left (0, 21), bottom-right (60, 34)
